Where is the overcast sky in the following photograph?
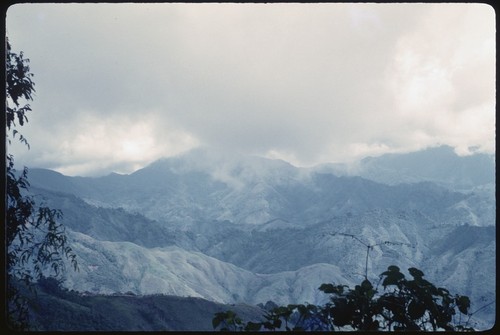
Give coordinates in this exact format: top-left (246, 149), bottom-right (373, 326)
top-left (6, 3), bottom-right (496, 176)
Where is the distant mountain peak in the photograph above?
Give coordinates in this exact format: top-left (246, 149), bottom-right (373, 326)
top-left (357, 145), bottom-right (494, 188)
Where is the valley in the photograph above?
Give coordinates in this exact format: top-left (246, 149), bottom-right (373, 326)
top-left (24, 145), bottom-right (495, 330)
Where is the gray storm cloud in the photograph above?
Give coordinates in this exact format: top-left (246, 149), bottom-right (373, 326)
top-left (6, 3), bottom-right (495, 176)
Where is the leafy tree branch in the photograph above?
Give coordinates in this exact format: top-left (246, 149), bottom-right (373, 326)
top-left (213, 266), bottom-right (476, 331)
top-left (6, 38), bottom-right (78, 330)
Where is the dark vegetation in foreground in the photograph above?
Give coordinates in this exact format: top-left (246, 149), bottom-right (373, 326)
top-left (12, 277), bottom-right (264, 331)
top-left (14, 265), bottom-right (483, 332)
top-left (213, 266), bottom-right (477, 332)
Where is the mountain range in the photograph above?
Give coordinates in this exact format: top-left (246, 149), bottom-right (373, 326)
top-left (24, 145), bottom-right (495, 330)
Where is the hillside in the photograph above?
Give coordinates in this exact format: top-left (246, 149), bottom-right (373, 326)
top-left (23, 146), bottom-right (495, 329)
top-left (15, 278), bottom-right (265, 331)
top-left (320, 145), bottom-right (495, 190)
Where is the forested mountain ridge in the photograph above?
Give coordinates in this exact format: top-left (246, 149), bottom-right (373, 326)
top-left (25, 146), bottom-right (495, 329)
top-left (13, 277), bottom-right (266, 331)
top-left (29, 146), bottom-right (493, 227)
top-left (317, 145), bottom-right (494, 189)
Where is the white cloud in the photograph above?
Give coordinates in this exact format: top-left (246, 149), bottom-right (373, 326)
top-left (11, 109), bottom-right (199, 176)
top-left (6, 3), bottom-right (495, 175)
top-left (383, 3), bottom-right (496, 157)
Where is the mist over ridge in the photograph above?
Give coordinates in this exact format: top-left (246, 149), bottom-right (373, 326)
top-left (24, 143), bottom-right (496, 329)
top-left (7, 3), bottom-right (495, 330)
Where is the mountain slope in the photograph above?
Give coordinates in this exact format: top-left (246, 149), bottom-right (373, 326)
top-left (15, 278), bottom-right (265, 331)
top-left (28, 153), bottom-right (489, 227)
top-left (320, 145), bottom-right (495, 189)
top-left (24, 147), bottom-right (495, 329)
top-left (61, 231), bottom-right (351, 307)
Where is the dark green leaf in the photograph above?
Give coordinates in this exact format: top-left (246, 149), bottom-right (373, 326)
top-left (244, 321), bottom-right (262, 331)
top-left (408, 267), bottom-right (424, 279)
top-left (408, 299), bottom-right (426, 319)
top-left (319, 283), bottom-right (336, 294)
top-left (212, 314), bottom-right (223, 329)
top-left (456, 296), bottom-right (471, 315)
top-left (382, 271), bottom-right (405, 287)
top-left (361, 279), bottom-right (373, 291)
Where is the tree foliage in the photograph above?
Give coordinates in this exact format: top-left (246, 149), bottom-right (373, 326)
top-left (213, 266), bottom-right (475, 332)
top-left (5, 39), bottom-right (77, 330)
